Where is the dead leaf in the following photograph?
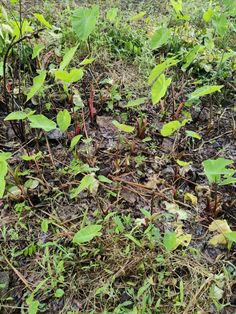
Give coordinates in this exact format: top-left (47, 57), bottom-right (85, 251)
top-left (184, 192), bottom-right (198, 205)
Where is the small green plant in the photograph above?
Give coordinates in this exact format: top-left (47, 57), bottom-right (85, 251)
top-left (203, 158), bottom-right (236, 186)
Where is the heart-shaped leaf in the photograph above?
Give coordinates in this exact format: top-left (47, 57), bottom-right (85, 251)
top-left (28, 114), bottom-right (56, 132)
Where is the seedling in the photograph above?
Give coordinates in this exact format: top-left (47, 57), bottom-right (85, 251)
top-left (203, 158), bottom-right (236, 214)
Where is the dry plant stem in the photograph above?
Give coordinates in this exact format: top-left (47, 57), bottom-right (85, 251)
top-left (1, 249), bottom-right (33, 292)
top-left (183, 275), bottom-right (213, 314)
top-left (44, 131), bottom-right (56, 168)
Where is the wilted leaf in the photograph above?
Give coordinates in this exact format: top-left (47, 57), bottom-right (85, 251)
top-left (164, 202), bottom-right (189, 220)
top-left (184, 193), bottom-right (197, 205)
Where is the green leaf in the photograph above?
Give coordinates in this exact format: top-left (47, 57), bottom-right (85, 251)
top-left (71, 5), bottom-right (99, 41)
top-left (148, 57), bottom-right (179, 85)
top-left (160, 120), bottom-right (182, 137)
top-left (26, 70), bottom-right (46, 102)
top-left (98, 175), bottom-right (112, 184)
top-left (57, 109), bottom-right (71, 132)
top-left (170, 0), bottom-right (182, 14)
top-left (185, 130), bottom-right (201, 140)
top-left (225, 231), bottom-right (236, 243)
top-left (150, 27), bottom-right (171, 50)
top-left (106, 8), bottom-right (118, 22)
top-left (55, 288), bottom-right (64, 298)
top-left (124, 234), bottom-right (142, 247)
top-left (212, 14), bottom-right (228, 36)
top-left (4, 111), bottom-right (28, 121)
top-left (203, 7), bottom-right (214, 22)
top-left (163, 231), bottom-right (177, 251)
top-left (0, 61), bottom-right (3, 77)
top-left (26, 297), bottom-right (39, 314)
top-left (176, 160), bottom-right (192, 167)
top-left (70, 175), bottom-right (95, 198)
top-left (202, 158), bottom-right (235, 184)
top-left (70, 135), bottom-right (82, 150)
top-left (130, 11), bottom-right (146, 21)
top-left (59, 45), bottom-right (79, 70)
top-left (28, 114), bottom-right (56, 132)
top-left (79, 58), bottom-right (96, 66)
top-left (32, 43), bottom-right (45, 59)
top-left (33, 13), bottom-right (52, 28)
top-left (189, 85), bottom-right (223, 100)
top-left (182, 45), bottom-right (204, 71)
top-left (125, 97), bottom-right (146, 108)
top-left (41, 219), bottom-right (49, 233)
top-left (24, 179), bottom-right (39, 189)
top-left (112, 120), bottom-right (135, 133)
top-left (55, 68), bottom-right (83, 83)
top-left (151, 74), bottom-right (172, 105)
top-left (73, 224), bottom-right (102, 244)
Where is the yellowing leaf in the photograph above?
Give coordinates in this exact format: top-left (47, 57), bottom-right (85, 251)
top-left (208, 219), bottom-right (231, 233)
top-left (209, 234), bottom-right (227, 246)
top-left (184, 193), bottom-right (198, 205)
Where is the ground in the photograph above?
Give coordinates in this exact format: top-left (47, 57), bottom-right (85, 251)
top-left (0, 0), bottom-right (236, 313)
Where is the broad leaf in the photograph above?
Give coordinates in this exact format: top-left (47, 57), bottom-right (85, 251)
top-left (106, 8), bottom-right (118, 22)
top-left (32, 44), bottom-right (45, 59)
top-left (160, 120), bottom-right (182, 137)
top-left (189, 85), bottom-right (223, 100)
top-left (70, 135), bottom-right (82, 150)
top-left (55, 68), bottom-right (83, 83)
top-left (112, 120), bottom-right (135, 133)
top-left (150, 27), bottom-right (171, 50)
top-left (182, 45), bottom-right (204, 70)
top-left (28, 114), bottom-right (56, 132)
top-left (73, 224), bottom-right (102, 244)
top-left (185, 130), bottom-right (201, 140)
top-left (70, 174), bottom-right (96, 198)
top-left (26, 71), bottom-right (46, 102)
top-left (79, 58), bottom-right (96, 66)
top-left (33, 13), bottom-right (52, 28)
top-left (125, 97), bottom-right (146, 108)
top-left (71, 5), bottom-right (99, 41)
top-left (149, 57), bottom-right (179, 85)
top-left (151, 74), bottom-right (172, 105)
top-left (202, 158), bottom-right (235, 184)
top-left (57, 109), bottom-right (71, 132)
top-left (4, 111), bottom-right (28, 121)
top-left (225, 231), bottom-right (236, 243)
top-left (163, 231), bottom-right (177, 251)
top-left (60, 45), bottom-right (79, 70)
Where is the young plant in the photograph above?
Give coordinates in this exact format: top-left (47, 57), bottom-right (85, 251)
top-left (202, 158), bottom-right (236, 214)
